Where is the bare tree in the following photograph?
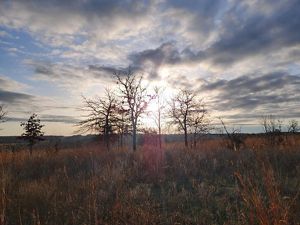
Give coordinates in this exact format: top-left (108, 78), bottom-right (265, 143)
top-left (77, 89), bottom-right (118, 151)
top-left (0, 105), bottom-right (7, 124)
top-left (168, 89), bottom-right (209, 148)
top-left (287, 119), bottom-right (299, 133)
top-left (260, 115), bottom-right (284, 146)
top-left (115, 70), bottom-right (151, 151)
top-left (220, 119), bottom-right (245, 152)
top-left (261, 115), bottom-right (283, 133)
top-left (190, 104), bottom-right (211, 148)
top-left (114, 104), bottom-right (130, 148)
top-left (152, 86), bottom-right (165, 149)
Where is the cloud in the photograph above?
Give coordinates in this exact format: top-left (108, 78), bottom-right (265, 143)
top-left (120, 0), bottom-right (300, 77)
top-left (2, 0), bottom-right (300, 67)
top-left (162, 0), bottom-right (225, 44)
top-left (0, 75), bottom-right (34, 105)
top-left (0, 74), bottom-right (76, 120)
top-left (204, 0), bottom-right (300, 66)
top-left (0, 0), bottom-right (154, 42)
top-left (199, 71), bottom-right (300, 116)
top-left (1, 0), bottom-right (300, 133)
top-left (128, 42), bottom-right (182, 78)
top-left (88, 65), bottom-right (131, 78)
top-left (8, 114), bottom-right (79, 124)
top-left (0, 30), bottom-right (13, 38)
top-left (0, 90), bottom-right (34, 104)
top-left (24, 60), bottom-right (91, 89)
top-left (0, 75), bottom-right (28, 91)
top-left (40, 114), bottom-right (79, 124)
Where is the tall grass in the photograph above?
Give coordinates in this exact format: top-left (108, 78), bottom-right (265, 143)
top-left (0, 135), bottom-right (299, 224)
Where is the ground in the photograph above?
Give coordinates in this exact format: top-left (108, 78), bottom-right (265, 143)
top-left (0, 134), bottom-right (299, 225)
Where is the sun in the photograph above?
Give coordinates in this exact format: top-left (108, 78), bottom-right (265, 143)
top-left (141, 85), bottom-right (173, 129)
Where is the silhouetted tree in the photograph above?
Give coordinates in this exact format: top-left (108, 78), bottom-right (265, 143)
top-left (260, 115), bottom-right (284, 146)
top-left (115, 69), bottom-right (152, 151)
top-left (20, 113), bottom-right (44, 155)
top-left (0, 104), bottom-right (7, 125)
top-left (152, 86), bottom-right (165, 149)
top-left (220, 119), bottom-right (245, 152)
top-left (168, 89), bottom-right (209, 148)
top-left (114, 105), bottom-right (130, 148)
top-left (287, 119), bottom-right (299, 133)
top-left (261, 115), bottom-right (283, 134)
top-left (190, 104), bottom-right (211, 148)
top-left (77, 89), bottom-right (118, 151)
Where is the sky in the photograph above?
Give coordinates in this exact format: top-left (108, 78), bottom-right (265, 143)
top-left (0, 0), bottom-right (300, 136)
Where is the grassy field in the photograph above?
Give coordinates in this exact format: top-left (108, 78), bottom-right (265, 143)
top-left (0, 135), bottom-right (299, 225)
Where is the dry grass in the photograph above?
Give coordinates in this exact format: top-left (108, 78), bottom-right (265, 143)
top-left (0, 134), bottom-right (299, 225)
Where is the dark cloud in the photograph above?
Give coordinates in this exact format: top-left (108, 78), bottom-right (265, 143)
top-left (127, 43), bottom-right (207, 79)
top-left (88, 65), bottom-right (138, 78)
top-left (0, 90), bottom-right (34, 104)
top-left (203, 72), bottom-right (300, 93)
top-left (80, 0), bottom-right (152, 17)
top-left (86, 43), bottom-right (180, 80)
top-left (129, 42), bottom-right (182, 78)
top-left (40, 114), bottom-right (79, 124)
top-left (200, 71), bottom-right (300, 113)
top-left (8, 115), bottom-right (79, 124)
top-left (165, 0), bottom-right (225, 36)
top-left (35, 63), bottom-right (54, 76)
top-left (226, 112), bottom-right (300, 122)
top-left (0, 0), bottom-right (153, 37)
top-left (25, 61), bottom-right (90, 89)
top-left (205, 0), bottom-right (300, 66)
top-left (45, 0), bottom-right (151, 17)
top-left (130, 42), bottom-right (180, 65)
top-left (31, 61), bottom-right (82, 80)
top-left (123, 0), bottom-right (300, 71)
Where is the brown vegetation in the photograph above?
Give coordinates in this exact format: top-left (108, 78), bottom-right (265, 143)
top-left (0, 134), bottom-right (299, 225)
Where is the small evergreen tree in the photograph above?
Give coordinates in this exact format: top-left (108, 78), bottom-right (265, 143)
top-left (20, 113), bottom-right (44, 155)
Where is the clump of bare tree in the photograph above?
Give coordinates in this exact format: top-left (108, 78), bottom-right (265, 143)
top-left (115, 69), bottom-right (153, 151)
top-left (20, 113), bottom-right (44, 155)
top-left (168, 89), bottom-right (210, 148)
top-left (287, 119), bottom-right (299, 133)
top-left (261, 115), bottom-right (283, 134)
top-left (261, 115), bottom-right (284, 146)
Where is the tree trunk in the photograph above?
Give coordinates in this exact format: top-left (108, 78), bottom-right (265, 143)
top-left (132, 122), bottom-right (137, 151)
top-left (193, 132), bottom-right (197, 148)
top-left (104, 116), bottom-right (110, 151)
top-left (105, 133), bottom-right (110, 151)
top-left (158, 128), bottom-right (162, 149)
top-left (184, 128), bottom-right (188, 148)
top-left (158, 113), bottom-right (162, 149)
